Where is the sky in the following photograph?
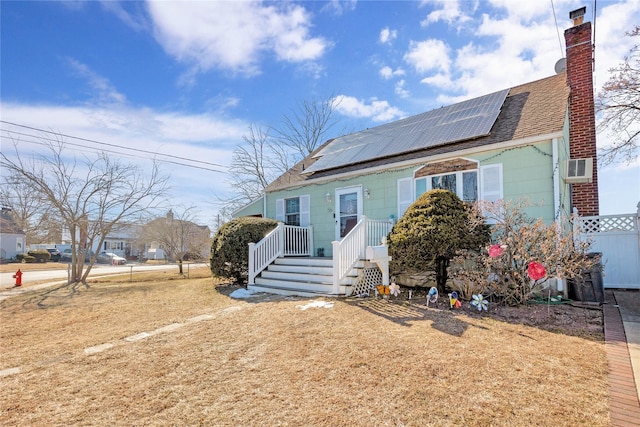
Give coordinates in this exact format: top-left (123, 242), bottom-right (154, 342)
top-left (1, 0), bottom-right (639, 229)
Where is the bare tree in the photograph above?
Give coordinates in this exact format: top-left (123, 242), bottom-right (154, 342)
top-left (140, 207), bottom-right (211, 274)
top-left (596, 26), bottom-right (640, 165)
top-left (0, 134), bottom-right (169, 287)
top-left (273, 94), bottom-right (341, 159)
top-left (222, 95), bottom-right (342, 216)
top-left (0, 173), bottom-right (60, 245)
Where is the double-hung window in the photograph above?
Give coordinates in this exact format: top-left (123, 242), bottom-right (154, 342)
top-left (415, 170), bottom-right (478, 202)
top-left (397, 160), bottom-right (503, 218)
top-left (276, 195), bottom-right (310, 227)
top-left (285, 198), bottom-right (300, 226)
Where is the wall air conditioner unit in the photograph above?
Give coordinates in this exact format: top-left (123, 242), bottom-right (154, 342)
top-left (565, 158), bottom-right (593, 183)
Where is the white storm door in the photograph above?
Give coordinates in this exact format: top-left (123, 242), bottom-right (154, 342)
top-left (335, 186), bottom-right (362, 240)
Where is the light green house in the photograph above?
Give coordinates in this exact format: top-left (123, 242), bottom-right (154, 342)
top-left (233, 13), bottom-right (599, 297)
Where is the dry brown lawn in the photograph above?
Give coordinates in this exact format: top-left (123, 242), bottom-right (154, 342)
top-left (0, 268), bottom-right (609, 426)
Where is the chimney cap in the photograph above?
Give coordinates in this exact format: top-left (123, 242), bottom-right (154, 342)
top-left (569, 7), bottom-right (586, 26)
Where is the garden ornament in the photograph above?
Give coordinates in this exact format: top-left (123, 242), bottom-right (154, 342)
top-left (488, 244), bottom-right (504, 257)
top-left (527, 261), bottom-right (546, 281)
top-left (426, 287), bottom-right (438, 306)
top-left (448, 291), bottom-right (461, 309)
top-left (471, 294), bottom-right (489, 311)
top-left (389, 281), bottom-right (401, 297)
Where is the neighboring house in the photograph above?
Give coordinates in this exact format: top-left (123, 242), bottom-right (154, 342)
top-left (62, 222), bottom-right (143, 260)
top-left (235, 9), bottom-right (600, 297)
top-left (0, 208), bottom-right (27, 261)
top-left (143, 211), bottom-right (211, 260)
top-left (94, 224), bottom-right (143, 260)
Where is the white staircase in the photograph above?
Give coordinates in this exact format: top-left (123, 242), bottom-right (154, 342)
top-left (249, 258), bottom-right (360, 297)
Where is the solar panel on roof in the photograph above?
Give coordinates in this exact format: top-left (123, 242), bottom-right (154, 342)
top-left (304, 88), bottom-right (509, 174)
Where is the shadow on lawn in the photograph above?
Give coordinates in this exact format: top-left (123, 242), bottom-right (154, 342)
top-left (345, 292), bottom-right (603, 341)
top-left (21, 281), bottom-right (90, 309)
top-left (346, 297), bottom-right (490, 337)
top-left (216, 283), bottom-right (603, 341)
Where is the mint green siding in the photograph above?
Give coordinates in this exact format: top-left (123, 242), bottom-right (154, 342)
top-left (478, 142), bottom-right (556, 223)
top-left (233, 197), bottom-right (263, 218)
top-left (264, 136), bottom-right (569, 255)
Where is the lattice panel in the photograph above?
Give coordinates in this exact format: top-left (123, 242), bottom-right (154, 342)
top-left (352, 264), bottom-right (383, 297)
top-left (580, 215), bottom-right (636, 233)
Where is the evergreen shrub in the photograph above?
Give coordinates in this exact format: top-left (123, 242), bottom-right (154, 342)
top-left (388, 189), bottom-right (489, 292)
top-left (210, 217), bottom-right (279, 284)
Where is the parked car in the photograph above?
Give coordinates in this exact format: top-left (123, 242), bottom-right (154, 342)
top-left (59, 249), bottom-right (94, 263)
top-left (47, 248), bottom-right (61, 262)
top-left (96, 252), bottom-right (127, 265)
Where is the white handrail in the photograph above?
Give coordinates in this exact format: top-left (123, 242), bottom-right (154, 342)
top-left (332, 216), bottom-right (368, 294)
top-left (248, 224), bottom-right (284, 285)
top-left (248, 224), bottom-right (313, 284)
top-left (367, 218), bottom-right (394, 246)
top-left (283, 225), bottom-right (314, 256)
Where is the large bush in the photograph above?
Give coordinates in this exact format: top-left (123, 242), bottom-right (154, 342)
top-left (210, 217), bottom-right (279, 284)
top-left (450, 199), bottom-right (597, 305)
top-left (388, 189), bottom-right (490, 292)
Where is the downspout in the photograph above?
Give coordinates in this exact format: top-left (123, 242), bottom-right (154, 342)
top-left (552, 137), bottom-right (561, 222)
top-left (263, 193), bottom-right (267, 218)
top-left (552, 137), bottom-right (565, 294)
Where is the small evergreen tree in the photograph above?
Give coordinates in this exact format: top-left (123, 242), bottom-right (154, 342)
top-left (210, 217), bottom-right (278, 284)
top-left (388, 190), bottom-right (490, 293)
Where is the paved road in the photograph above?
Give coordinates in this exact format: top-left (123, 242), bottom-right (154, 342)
top-left (0, 263), bottom-right (208, 287)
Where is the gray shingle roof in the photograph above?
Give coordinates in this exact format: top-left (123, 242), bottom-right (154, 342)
top-left (0, 209), bottom-right (25, 235)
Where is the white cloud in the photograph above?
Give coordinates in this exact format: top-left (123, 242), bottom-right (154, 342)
top-left (395, 80), bottom-right (410, 98)
top-left (379, 27), bottom-right (397, 44)
top-left (99, 0), bottom-right (149, 32)
top-left (66, 58), bottom-right (127, 105)
top-left (379, 65), bottom-right (405, 80)
top-left (334, 95), bottom-right (405, 122)
top-left (0, 102), bottom-right (247, 212)
top-left (420, 0), bottom-right (474, 27)
top-left (322, 0), bottom-right (357, 16)
top-left (403, 39), bottom-right (451, 74)
top-left (147, 1), bottom-right (329, 77)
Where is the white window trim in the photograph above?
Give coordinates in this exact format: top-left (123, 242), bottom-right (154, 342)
top-left (276, 195), bottom-right (310, 227)
top-left (397, 178), bottom-right (413, 219)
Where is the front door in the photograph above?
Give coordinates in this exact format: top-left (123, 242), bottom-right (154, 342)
top-left (335, 186), bottom-right (362, 240)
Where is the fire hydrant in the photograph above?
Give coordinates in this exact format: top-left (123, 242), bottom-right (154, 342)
top-left (13, 269), bottom-right (22, 287)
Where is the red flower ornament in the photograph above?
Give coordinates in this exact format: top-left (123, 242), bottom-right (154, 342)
top-left (488, 244), bottom-right (503, 258)
top-left (527, 261), bottom-right (546, 281)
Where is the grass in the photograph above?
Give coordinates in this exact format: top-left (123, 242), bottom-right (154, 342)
top-left (0, 268), bottom-right (609, 426)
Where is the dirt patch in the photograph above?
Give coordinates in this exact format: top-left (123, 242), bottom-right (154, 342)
top-left (0, 274), bottom-right (608, 426)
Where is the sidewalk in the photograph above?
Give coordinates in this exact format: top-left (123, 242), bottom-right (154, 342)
top-left (603, 290), bottom-right (640, 426)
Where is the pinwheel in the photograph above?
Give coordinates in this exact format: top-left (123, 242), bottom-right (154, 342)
top-left (448, 291), bottom-right (461, 309)
top-left (426, 287), bottom-right (438, 306)
top-left (471, 294), bottom-right (489, 311)
top-left (389, 281), bottom-right (401, 297)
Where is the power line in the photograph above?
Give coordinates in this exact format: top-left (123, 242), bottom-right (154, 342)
top-left (0, 120), bottom-right (230, 173)
top-left (1, 133), bottom-right (226, 173)
top-left (550, 0), bottom-right (565, 58)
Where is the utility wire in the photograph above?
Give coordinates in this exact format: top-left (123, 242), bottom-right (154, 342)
top-left (0, 132), bottom-right (227, 173)
top-left (0, 120), bottom-right (229, 172)
top-left (550, 0), bottom-right (565, 58)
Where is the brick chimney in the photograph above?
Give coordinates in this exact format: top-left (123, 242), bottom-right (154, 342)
top-left (564, 7), bottom-right (599, 216)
